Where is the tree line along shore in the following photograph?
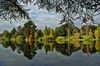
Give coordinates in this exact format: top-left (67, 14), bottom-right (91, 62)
top-left (0, 20), bottom-right (100, 44)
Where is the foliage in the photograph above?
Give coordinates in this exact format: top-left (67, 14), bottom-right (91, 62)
top-left (35, 0), bottom-right (100, 24)
top-left (81, 25), bottom-right (97, 34)
top-left (43, 35), bottom-right (54, 42)
top-left (34, 29), bottom-right (43, 40)
top-left (82, 35), bottom-right (92, 41)
top-left (95, 41), bottom-right (100, 51)
top-left (43, 26), bottom-right (50, 36)
top-left (1, 22), bottom-right (100, 45)
top-left (28, 32), bottom-right (34, 42)
top-left (43, 26), bottom-right (55, 42)
top-left (55, 23), bottom-right (77, 37)
top-left (16, 36), bottom-right (24, 44)
top-left (17, 26), bottom-right (23, 35)
top-left (37, 37), bottom-right (42, 43)
top-left (22, 20), bottom-right (37, 37)
top-left (2, 30), bottom-right (11, 40)
top-left (95, 27), bottom-right (100, 39)
top-left (11, 27), bottom-right (16, 36)
top-left (69, 36), bottom-right (74, 44)
top-left (56, 36), bottom-right (66, 44)
top-left (2, 24), bottom-right (100, 57)
top-left (1, 0), bottom-right (100, 25)
top-left (49, 29), bottom-right (55, 38)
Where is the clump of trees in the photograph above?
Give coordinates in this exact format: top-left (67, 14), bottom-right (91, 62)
top-left (0, 20), bottom-right (37, 43)
top-left (1, 20), bottom-right (100, 44)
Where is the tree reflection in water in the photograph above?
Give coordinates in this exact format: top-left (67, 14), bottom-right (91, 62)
top-left (0, 40), bottom-right (100, 60)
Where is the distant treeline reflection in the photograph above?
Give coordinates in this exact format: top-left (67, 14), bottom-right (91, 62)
top-left (0, 20), bottom-right (100, 60)
top-left (0, 40), bottom-right (100, 60)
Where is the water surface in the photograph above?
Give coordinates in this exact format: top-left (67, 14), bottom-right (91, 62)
top-left (0, 42), bottom-right (100, 66)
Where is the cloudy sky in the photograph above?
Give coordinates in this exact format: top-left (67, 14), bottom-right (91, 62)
top-left (0, 5), bottom-right (62, 32)
top-left (0, 5), bottom-right (100, 33)
top-left (28, 5), bottom-right (62, 29)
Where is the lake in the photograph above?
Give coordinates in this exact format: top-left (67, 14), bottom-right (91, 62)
top-left (0, 0), bottom-right (100, 66)
top-left (0, 41), bottom-right (100, 66)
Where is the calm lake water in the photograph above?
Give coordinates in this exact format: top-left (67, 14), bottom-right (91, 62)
top-left (1, 0), bottom-right (100, 66)
top-left (0, 41), bottom-right (100, 66)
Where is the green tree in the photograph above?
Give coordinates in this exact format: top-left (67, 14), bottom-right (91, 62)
top-left (22, 20), bottom-right (37, 37)
top-left (55, 23), bottom-right (76, 37)
top-left (81, 25), bottom-right (97, 34)
top-left (49, 29), bottom-right (55, 38)
top-left (43, 26), bottom-right (50, 36)
top-left (2, 30), bottom-right (11, 42)
top-left (17, 26), bottom-right (22, 35)
top-left (11, 27), bottom-right (16, 36)
top-left (55, 24), bottom-right (67, 37)
top-left (34, 29), bottom-right (43, 40)
top-left (3, 30), bottom-right (11, 38)
top-left (37, 30), bottom-right (43, 37)
top-left (34, 31), bottom-right (38, 40)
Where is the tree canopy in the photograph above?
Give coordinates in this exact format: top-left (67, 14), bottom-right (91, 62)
top-left (0, 0), bottom-right (100, 24)
top-left (0, 0), bottom-right (31, 20)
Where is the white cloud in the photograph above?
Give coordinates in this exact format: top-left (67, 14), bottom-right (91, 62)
top-left (28, 5), bottom-right (62, 30)
top-left (0, 4), bottom-right (100, 32)
top-left (0, 5), bottom-right (62, 32)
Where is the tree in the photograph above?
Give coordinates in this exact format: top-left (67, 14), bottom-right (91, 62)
top-left (49, 29), bottom-right (55, 38)
top-left (37, 30), bottom-right (43, 37)
top-left (22, 20), bottom-right (37, 37)
top-left (55, 23), bottom-right (77, 37)
top-left (35, 0), bottom-right (100, 24)
top-left (28, 32), bottom-right (34, 42)
top-left (0, 0), bottom-right (30, 21)
top-left (94, 27), bottom-right (100, 39)
top-left (17, 26), bottom-right (23, 35)
top-left (11, 27), bottom-right (16, 36)
top-left (2, 30), bottom-right (11, 42)
top-left (43, 26), bottom-right (50, 36)
top-left (81, 25), bottom-right (97, 34)
top-left (34, 29), bottom-right (43, 40)
top-left (1, 0), bottom-right (100, 25)
top-left (3, 30), bottom-right (11, 38)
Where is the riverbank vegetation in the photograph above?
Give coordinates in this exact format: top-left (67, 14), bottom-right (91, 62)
top-left (0, 20), bottom-right (100, 44)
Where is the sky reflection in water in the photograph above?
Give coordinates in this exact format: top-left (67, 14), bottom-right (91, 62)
top-left (0, 41), bottom-right (100, 66)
